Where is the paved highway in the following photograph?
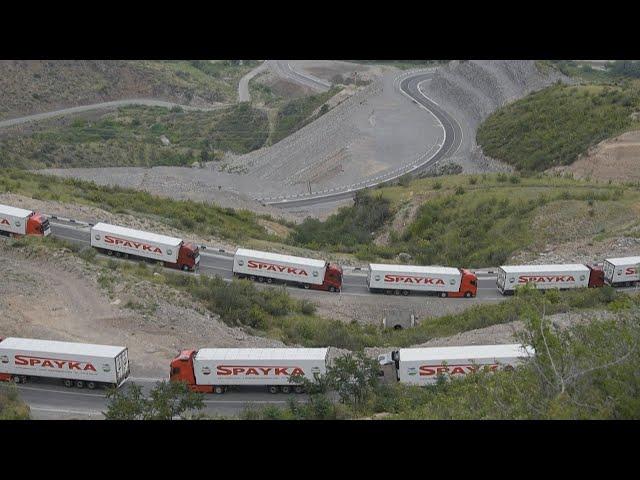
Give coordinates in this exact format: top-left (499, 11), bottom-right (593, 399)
top-left (18, 376), bottom-right (306, 419)
top-left (4, 66), bottom-right (485, 417)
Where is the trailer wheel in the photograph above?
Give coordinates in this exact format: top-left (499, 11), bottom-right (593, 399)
top-left (250, 275), bottom-right (256, 282)
top-left (258, 276), bottom-right (265, 283)
top-left (464, 291), bottom-right (472, 298)
top-left (266, 277), bottom-right (273, 284)
top-left (440, 292), bottom-right (448, 298)
top-left (12, 375), bottom-right (21, 384)
top-left (75, 380), bottom-right (84, 389)
top-left (303, 283), bottom-right (310, 289)
top-left (281, 385), bottom-right (291, 394)
top-left (268, 386), bottom-right (279, 394)
top-left (214, 386), bottom-right (225, 394)
top-left (394, 289), bottom-right (401, 296)
top-left (107, 250), bottom-right (113, 256)
top-left (87, 382), bottom-right (96, 390)
top-left (401, 290), bottom-right (409, 296)
top-left (294, 386), bottom-right (304, 394)
top-left (64, 379), bottom-right (74, 388)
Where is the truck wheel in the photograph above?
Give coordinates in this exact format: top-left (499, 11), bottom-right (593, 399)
top-left (402, 290), bottom-right (409, 296)
top-left (329, 286), bottom-right (335, 292)
top-left (268, 386), bottom-right (279, 394)
top-left (64, 379), bottom-right (74, 388)
top-left (464, 291), bottom-right (472, 298)
top-left (87, 382), bottom-right (96, 390)
top-left (182, 264), bottom-right (189, 271)
top-left (214, 386), bottom-right (225, 394)
top-left (440, 292), bottom-right (448, 298)
top-left (294, 386), bottom-right (304, 394)
top-left (281, 385), bottom-right (291, 394)
top-left (12, 375), bottom-right (21, 384)
top-left (75, 380), bottom-right (84, 389)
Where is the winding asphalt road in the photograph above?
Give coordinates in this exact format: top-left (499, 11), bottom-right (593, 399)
top-left (3, 65), bottom-right (470, 417)
top-left (261, 70), bottom-right (463, 208)
top-left (17, 219), bottom-right (501, 419)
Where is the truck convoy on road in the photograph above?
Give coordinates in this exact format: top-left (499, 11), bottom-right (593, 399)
top-left (378, 344), bottom-right (535, 385)
top-left (90, 222), bottom-right (200, 272)
top-left (496, 263), bottom-right (605, 295)
top-left (0, 203), bottom-right (50, 237)
top-left (1, 201), bottom-right (639, 297)
top-left (0, 337), bottom-right (130, 389)
top-left (233, 248), bottom-right (343, 292)
top-left (367, 263), bottom-right (478, 297)
top-left (169, 348), bottom-right (329, 394)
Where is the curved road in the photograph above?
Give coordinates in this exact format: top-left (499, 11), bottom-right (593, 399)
top-left (260, 70), bottom-right (463, 207)
top-left (3, 65), bottom-right (469, 417)
top-left (0, 99), bottom-right (230, 130)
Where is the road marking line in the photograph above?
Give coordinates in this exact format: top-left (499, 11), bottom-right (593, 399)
top-left (17, 385), bottom-right (106, 398)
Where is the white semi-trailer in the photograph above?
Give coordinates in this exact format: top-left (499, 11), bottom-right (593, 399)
top-left (367, 263), bottom-right (477, 298)
top-left (378, 344), bottom-right (534, 386)
top-left (170, 347), bottom-right (329, 394)
top-left (496, 264), bottom-right (603, 295)
top-left (603, 256), bottom-right (640, 287)
top-left (0, 337), bottom-right (130, 389)
top-left (91, 222), bottom-right (199, 271)
top-left (0, 204), bottom-right (50, 237)
top-left (232, 248), bottom-right (342, 292)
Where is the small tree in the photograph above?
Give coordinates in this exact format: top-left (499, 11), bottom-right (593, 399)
top-left (326, 352), bottom-right (380, 408)
top-left (104, 381), bottom-right (204, 420)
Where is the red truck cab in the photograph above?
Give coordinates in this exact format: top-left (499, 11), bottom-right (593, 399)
top-left (315, 262), bottom-right (343, 292)
top-left (176, 242), bottom-right (200, 271)
top-left (447, 269), bottom-right (478, 298)
top-left (587, 265), bottom-right (605, 288)
top-left (26, 213), bottom-right (51, 236)
top-left (170, 349), bottom-right (212, 393)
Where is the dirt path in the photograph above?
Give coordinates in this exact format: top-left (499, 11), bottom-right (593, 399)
top-left (238, 61), bottom-right (268, 102)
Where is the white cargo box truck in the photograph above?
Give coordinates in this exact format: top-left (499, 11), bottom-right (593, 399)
top-left (379, 344), bottom-right (534, 386)
top-left (91, 222), bottom-right (180, 263)
top-left (368, 264), bottom-right (462, 293)
top-left (0, 337), bottom-right (130, 389)
top-left (0, 204), bottom-right (50, 237)
top-left (367, 263), bottom-right (478, 298)
top-left (497, 264), bottom-right (591, 294)
top-left (233, 248), bottom-right (326, 286)
top-left (170, 347), bottom-right (329, 394)
top-left (603, 256), bottom-right (640, 287)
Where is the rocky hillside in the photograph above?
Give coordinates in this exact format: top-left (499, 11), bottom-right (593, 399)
top-left (0, 60), bottom-right (258, 120)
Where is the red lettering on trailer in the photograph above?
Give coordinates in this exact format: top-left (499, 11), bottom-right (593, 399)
top-left (383, 274), bottom-right (446, 285)
top-left (246, 260), bottom-right (309, 276)
top-left (419, 363), bottom-right (501, 376)
top-left (103, 235), bottom-right (163, 254)
top-left (0, 218), bottom-right (9, 226)
top-left (13, 355), bottom-right (97, 372)
top-left (519, 275), bottom-right (575, 283)
top-left (216, 365), bottom-right (305, 377)
top-left (625, 267), bottom-right (637, 275)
